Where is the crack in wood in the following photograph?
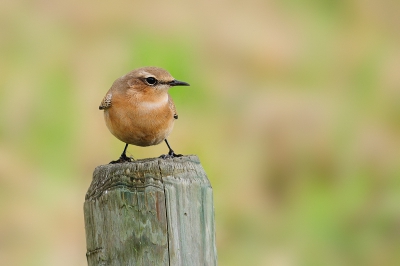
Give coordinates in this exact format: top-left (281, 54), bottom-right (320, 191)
top-left (86, 247), bottom-right (103, 257)
top-left (84, 155), bottom-right (216, 266)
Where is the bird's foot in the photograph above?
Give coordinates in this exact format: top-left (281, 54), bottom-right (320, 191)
top-left (159, 150), bottom-right (183, 159)
top-left (109, 154), bottom-right (134, 164)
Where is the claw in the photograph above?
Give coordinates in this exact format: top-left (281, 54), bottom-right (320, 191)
top-left (159, 150), bottom-right (183, 159)
top-left (160, 139), bottom-right (183, 159)
top-left (109, 154), bottom-right (134, 164)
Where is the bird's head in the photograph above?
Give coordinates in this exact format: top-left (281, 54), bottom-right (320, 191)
top-left (121, 67), bottom-right (190, 93)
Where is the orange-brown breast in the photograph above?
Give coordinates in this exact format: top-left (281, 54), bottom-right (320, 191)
top-left (104, 91), bottom-right (176, 147)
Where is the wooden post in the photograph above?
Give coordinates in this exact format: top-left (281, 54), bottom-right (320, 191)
top-left (84, 155), bottom-right (217, 266)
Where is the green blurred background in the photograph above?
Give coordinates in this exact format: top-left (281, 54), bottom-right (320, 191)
top-left (1, 0), bottom-right (400, 265)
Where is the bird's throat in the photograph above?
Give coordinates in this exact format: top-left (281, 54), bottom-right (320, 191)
top-left (133, 93), bottom-right (169, 110)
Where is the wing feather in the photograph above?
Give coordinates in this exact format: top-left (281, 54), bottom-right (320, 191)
top-left (99, 93), bottom-right (112, 110)
top-left (168, 94), bottom-right (178, 119)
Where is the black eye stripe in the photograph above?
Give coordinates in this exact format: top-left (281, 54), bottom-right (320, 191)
top-left (159, 80), bottom-right (175, 85)
top-left (144, 78), bottom-right (175, 86)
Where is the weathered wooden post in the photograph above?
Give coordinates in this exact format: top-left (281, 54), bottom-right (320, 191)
top-left (84, 155), bottom-right (217, 266)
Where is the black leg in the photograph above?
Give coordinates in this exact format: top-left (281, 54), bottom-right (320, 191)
top-left (159, 139), bottom-right (183, 159)
top-left (121, 143), bottom-right (129, 157)
top-left (109, 143), bottom-right (133, 164)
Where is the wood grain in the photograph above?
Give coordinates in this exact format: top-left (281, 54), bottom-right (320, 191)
top-left (84, 155), bottom-right (217, 266)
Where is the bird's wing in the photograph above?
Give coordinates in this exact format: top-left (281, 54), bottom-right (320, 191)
top-left (168, 94), bottom-right (178, 119)
top-left (99, 93), bottom-right (112, 110)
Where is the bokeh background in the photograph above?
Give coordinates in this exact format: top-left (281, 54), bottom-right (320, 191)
top-left (1, 0), bottom-right (400, 265)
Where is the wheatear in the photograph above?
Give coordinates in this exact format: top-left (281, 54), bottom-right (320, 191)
top-left (99, 66), bottom-right (189, 163)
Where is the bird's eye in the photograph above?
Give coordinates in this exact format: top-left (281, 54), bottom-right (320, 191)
top-left (145, 77), bottom-right (157, 85)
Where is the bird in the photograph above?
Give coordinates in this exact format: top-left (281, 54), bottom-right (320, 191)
top-left (99, 66), bottom-right (190, 163)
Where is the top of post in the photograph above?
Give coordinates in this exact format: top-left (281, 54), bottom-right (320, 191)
top-left (86, 155), bottom-right (208, 201)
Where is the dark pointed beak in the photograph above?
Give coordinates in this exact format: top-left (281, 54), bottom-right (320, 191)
top-left (169, 79), bottom-right (190, 86)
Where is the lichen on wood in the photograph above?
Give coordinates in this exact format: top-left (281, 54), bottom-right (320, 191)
top-left (84, 155), bottom-right (217, 266)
